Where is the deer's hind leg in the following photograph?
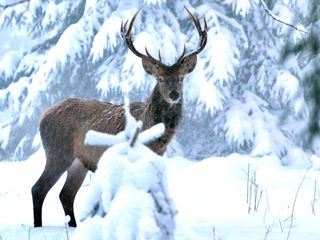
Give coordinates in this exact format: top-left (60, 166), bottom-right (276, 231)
top-left (31, 157), bottom-right (69, 227)
top-left (59, 159), bottom-right (88, 227)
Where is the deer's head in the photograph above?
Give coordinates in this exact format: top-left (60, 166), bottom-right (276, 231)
top-left (121, 8), bottom-right (207, 104)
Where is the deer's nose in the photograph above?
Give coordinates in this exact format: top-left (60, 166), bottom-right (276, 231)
top-left (169, 90), bottom-right (180, 101)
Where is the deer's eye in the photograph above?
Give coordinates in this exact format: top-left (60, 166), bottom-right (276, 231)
top-left (158, 77), bottom-right (164, 83)
top-left (179, 75), bottom-right (184, 82)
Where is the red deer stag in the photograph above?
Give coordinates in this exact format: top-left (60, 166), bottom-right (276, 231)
top-left (32, 8), bottom-right (207, 227)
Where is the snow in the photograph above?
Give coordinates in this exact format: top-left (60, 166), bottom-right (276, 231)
top-left (138, 123), bottom-right (165, 144)
top-left (76, 143), bottom-right (175, 240)
top-left (0, 50), bottom-right (24, 78)
top-left (221, 0), bottom-right (255, 17)
top-left (85, 130), bottom-right (127, 146)
top-left (225, 99), bottom-right (254, 148)
top-left (273, 70), bottom-right (300, 105)
top-left (208, 28), bottom-right (239, 85)
top-left (1, 149), bottom-right (320, 239)
top-left (90, 13), bottom-right (122, 61)
top-left (0, 123), bottom-right (10, 149)
top-left (143, 0), bottom-right (165, 5)
top-left (0, 76), bottom-right (30, 116)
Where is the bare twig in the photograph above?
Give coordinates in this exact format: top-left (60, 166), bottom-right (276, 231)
top-left (0, 0), bottom-right (29, 10)
top-left (246, 165), bottom-right (263, 213)
top-left (286, 168), bottom-right (310, 240)
top-left (212, 226), bottom-right (222, 240)
top-left (260, 0), bottom-right (308, 34)
top-left (248, 176), bottom-right (253, 213)
top-left (253, 170), bottom-right (263, 212)
top-left (246, 164), bottom-right (250, 204)
top-left (264, 218), bottom-right (278, 240)
top-left (265, 190), bottom-right (270, 212)
top-left (311, 180), bottom-right (317, 215)
top-left (278, 218), bottom-right (284, 233)
top-left (264, 225), bottom-right (272, 240)
top-left (130, 126), bottom-right (141, 147)
top-left (263, 208), bottom-right (268, 225)
top-left (255, 189), bottom-right (263, 212)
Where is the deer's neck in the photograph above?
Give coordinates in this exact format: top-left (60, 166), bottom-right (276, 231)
top-left (143, 83), bottom-right (182, 131)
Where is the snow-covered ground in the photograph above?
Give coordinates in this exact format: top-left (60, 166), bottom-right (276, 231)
top-left (1, 148), bottom-right (320, 239)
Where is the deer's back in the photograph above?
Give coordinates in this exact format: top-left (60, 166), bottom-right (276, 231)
top-left (39, 98), bottom-right (146, 170)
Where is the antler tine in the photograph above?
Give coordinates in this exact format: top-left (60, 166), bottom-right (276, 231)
top-left (120, 12), bottom-right (144, 58)
top-left (178, 7), bottom-right (208, 63)
top-left (184, 7), bottom-right (196, 24)
top-left (120, 8), bottom-right (165, 66)
top-left (184, 7), bottom-right (201, 32)
top-left (145, 47), bottom-right (163, 65)
top-left (177, 44), bottom-right (186, 62)
top-left (120, 20), bottom-right (128, 39)
top-left (158, 49), bottom-right (162, 62)
top-left (145, 47), bottom-right (152, 58)
top-left (204, 15), bottom-right (208, 31)
top-left (127, 8), bottom-right (141, 38)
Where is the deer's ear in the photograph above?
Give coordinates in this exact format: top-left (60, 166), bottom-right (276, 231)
top-left (142, 59), bottom-right (161, 76)
top-left (180, 55), bottom-right (197, 74)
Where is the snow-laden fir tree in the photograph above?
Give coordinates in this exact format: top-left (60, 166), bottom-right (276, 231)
top-left (0, 0), bottom-right (317, 164)
top-left (280, 0), bottom-right (320, 157)
top-left (73, 99), bottom-right (176, 240)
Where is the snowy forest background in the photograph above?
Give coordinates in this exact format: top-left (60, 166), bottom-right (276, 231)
top-left (0, 0), bottom-right (319, 164)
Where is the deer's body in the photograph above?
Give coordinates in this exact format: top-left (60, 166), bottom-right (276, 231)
top-left (40, 98), bottom-right (141, 171)
top-left (40, 85), bottom-right (182, 171)
top-left (32, 8), bottom-right (207, 228)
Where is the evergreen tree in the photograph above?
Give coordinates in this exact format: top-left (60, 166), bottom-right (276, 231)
top-left (74, 99), bottom-right (176, 240)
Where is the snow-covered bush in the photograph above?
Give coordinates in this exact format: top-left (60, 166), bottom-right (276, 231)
top-left (73, 100), bottom-right (176, 240)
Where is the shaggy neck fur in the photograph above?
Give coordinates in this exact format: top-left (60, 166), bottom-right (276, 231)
top-left (143, 83), bottom-right (182, 131)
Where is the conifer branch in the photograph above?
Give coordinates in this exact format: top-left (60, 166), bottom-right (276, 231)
top-left (0, 0), bottom-right (29, 10)
top-left (260, 0), bottom-right (308, 34)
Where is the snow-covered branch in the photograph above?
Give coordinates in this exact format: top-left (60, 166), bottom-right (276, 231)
top-left (260, 0), bottom-right (308, 34)
top-left (0, 0), bottom-right (29, 10)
